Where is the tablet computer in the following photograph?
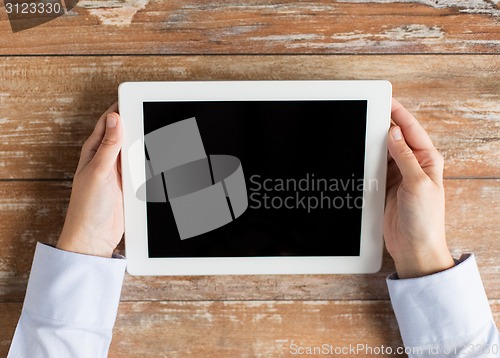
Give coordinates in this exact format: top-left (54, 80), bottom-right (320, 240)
top-left (118, 80), bottom-right (391, 275)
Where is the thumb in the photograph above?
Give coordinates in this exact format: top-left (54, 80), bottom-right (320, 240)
top-left (387, 126), bottom-right (425, 185)
top-left (91, 113), bottom-right (123, 174)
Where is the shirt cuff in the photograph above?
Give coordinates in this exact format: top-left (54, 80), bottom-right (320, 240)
top-left (23, 242), bottom-right (127, 329)
top-left (386, 254), bottom-right (493, 348)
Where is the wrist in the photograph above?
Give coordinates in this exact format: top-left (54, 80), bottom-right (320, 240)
top-left (393, 247), bottom-right (455, 279)
top-left (56, 234), bottom-right (115, 258)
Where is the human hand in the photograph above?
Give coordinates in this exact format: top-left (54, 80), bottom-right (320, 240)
top-left (57, 103), bottom-right (124, 258)
top-left (384, 98), bottom-right (454, 279)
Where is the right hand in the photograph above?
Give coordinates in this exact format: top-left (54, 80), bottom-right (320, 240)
top-left (383, 98), bottom-right (455, 279)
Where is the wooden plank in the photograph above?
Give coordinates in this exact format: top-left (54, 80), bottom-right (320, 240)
top-left (0, 303), bottom-right (21, 356)
top-left (0, 1), bottom-right (499, 54)
top-left (1, 300), bottom-right (500, 358)
top-left (0, 179), bottom-right (498, 302)
top-left (110, 300), bottom-right (500, 358)
top-left (109, 300), bottom-right (402, 358)
top-left (0, 55), bottom-right (498, 179)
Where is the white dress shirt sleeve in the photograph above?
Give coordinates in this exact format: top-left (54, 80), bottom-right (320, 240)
top-left (387, 253), bottom-right (499, 357)
top-left (7, 242), bottom-right (127, 358)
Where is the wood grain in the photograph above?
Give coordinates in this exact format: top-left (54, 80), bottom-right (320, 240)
top-left (110, 300), bottom-right (500, 358)
top-left (2, 300), bottom-right (500, 358)
top-left (0, 179), bottom-right (498, 302)
top-left (0, 1), bottom-right (498, 356)
top-left (1, 1), bottom-right (499, 54)
top-left (108, 300), bottom-right (404, 358)
top-left (0, 55), bottom-right (498, 180)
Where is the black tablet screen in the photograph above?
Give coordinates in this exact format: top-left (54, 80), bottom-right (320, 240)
top-left (142, 101), bottom-right (368, 257)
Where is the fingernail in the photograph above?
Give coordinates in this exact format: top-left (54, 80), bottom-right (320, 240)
top-left (106, 114), bottom-right (117, 128)
top-left (391, 126), bottom-right (403, 141)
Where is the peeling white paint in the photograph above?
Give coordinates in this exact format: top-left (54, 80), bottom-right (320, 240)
top-left (331, 25), bottom-right (443, 42)
top-left (0, 202), bottom-right (32, 211)
top-left (480, 182), bottom-right (500, 191)
top-left (453, 105), bottom-right (500, 121)
top-left (267, 313), bottom-right (283, 323)
top-left (252, 313), bottom-right (267, 322)
top-left (251, 34), bottom-right (325, 42)
top-left (56, 97), bottom-right (74, 104)
top-left (286, 39), bottom-right (400, 50)
top-left (336, 0), bottom-right (500, 16)
top-left (79, 0), bottom-right (149, 26)
top-left (226, 314), bottom-right (241, 323)
top-left (0, 271), bottom-right (13, 278)
top-left (330, 31), bottom-right (372, 41)
top-left (251, 339), bottom-right (282, 356)
top-left (53, 118), bottom-right (66, 125)
top-left (35, 207), bottom-right (51, 218)
top-left (283, 22), bottom-right (500, 50)
top-left (382, 24), bottom-right (444, 40)
top-left (453, 39), bottom-right (500, 48)
top-left (183, 3), bottom-right (336, 13)
top-left (250, 25), bottom-right (446, 49)
top-left (21, 231), bottom-right (35, 242)
top-left (252, 313), bottom-right (282, 323)
top-left (303, 301), bottom-right (329, 305)
top-left (168, 67), bottom-right (188, 76)
top-left (225, 300), bottom-right (291, 308)
top-left (191, 311), bottom-right (214, 323)
top-left (225, 25), bottom-right (261, 36)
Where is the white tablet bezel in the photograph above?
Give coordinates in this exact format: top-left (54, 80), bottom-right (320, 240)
top-left (118, 80), bottom-right (392, 276)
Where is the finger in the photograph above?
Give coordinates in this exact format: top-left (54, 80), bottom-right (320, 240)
top-left (391, 98), bottom-right (444, 184)
top-left (77, 102), bottom-right (118, 173)
top-left (90, 112), bottom-right (123, 176)
top-left (387, 126), bottom-right (426, 185)
top-left (391, 98), bottom-right (435, 151)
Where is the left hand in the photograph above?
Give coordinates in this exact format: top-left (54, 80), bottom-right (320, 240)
top-left (57, 103), bottom-right (124, 258)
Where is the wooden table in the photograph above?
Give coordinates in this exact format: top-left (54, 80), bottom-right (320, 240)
top-left (0, 1), bottom-right (499, 357)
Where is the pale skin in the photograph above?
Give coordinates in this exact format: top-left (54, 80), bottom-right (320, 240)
top-left (57, 99), bottom-right (455, 278)
top-left (384, 98), bottom-right (455, 278)
top-left (57, 103), bottom-right (124, 258)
